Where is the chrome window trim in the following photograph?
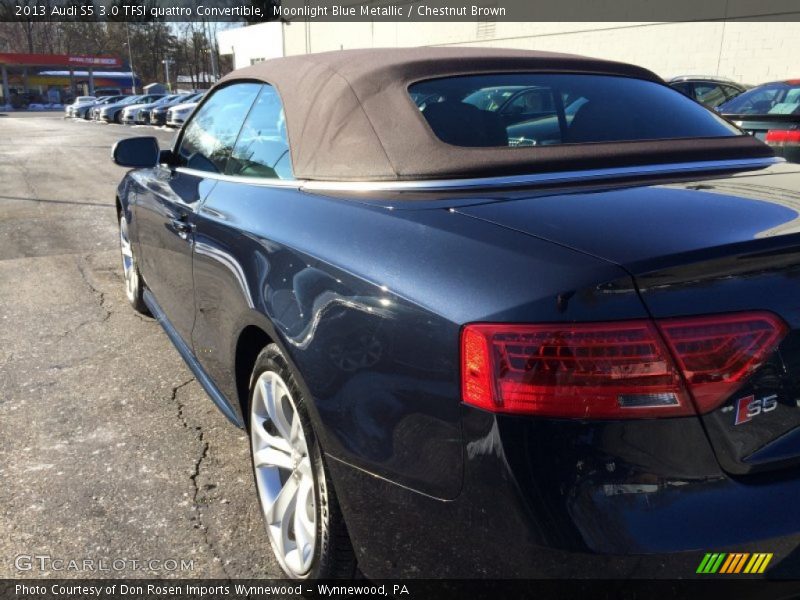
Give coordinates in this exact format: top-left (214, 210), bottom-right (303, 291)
top-left (174, 157), bottom-right (783, 193)
top-left (174, 167), bottom-right (302, 188)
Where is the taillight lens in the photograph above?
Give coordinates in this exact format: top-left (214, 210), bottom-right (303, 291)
top-left (658, 312), bottom-right (787, 413)
top-left (765, 130), bottom-right (800, 146)
top-left (461, 312), bottom-right (786, 419)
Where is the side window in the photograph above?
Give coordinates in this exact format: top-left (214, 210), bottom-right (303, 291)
top-left (694, 83), bottom-right (728, 108)
top-left (178, 83), bottom-right (261, 174)
top-left (226, 85), bottom-right (293, 180)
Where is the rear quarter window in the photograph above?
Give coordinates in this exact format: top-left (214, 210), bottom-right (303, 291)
top-left (409, 73), bottom-right (740, 148)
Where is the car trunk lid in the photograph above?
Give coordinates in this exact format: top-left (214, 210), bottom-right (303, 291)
top-left (455, 161), bottom-right (800, 475)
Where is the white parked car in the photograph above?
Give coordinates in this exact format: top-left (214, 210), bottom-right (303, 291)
top-left (165, 94), bottom-right (204, 127)
top-left (64, 96), bottom-right (97, 118)
top-left (120, 94), bottom-right (169, 125)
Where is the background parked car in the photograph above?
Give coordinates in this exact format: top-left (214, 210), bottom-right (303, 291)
top-left (668, 76), bottom-right (748, 108)
top-left (75, 95), bottom-right (127, 119)
top-left (64, 96), bottom-right (96, 118)
top-left (100, 94), bottom-right (164, 123)
top-left (718, 79), bottom-right (800, 163)
top-left (120, 94), bottom-right (170, 125)
top-left (165, 93), bottom-right (205, 127)
top-left (149, 92), bottom-right (202, 126)
top-left (135, 94), bottom-right (188, 125)
top-left (93, 95), bottom-right (142, 121)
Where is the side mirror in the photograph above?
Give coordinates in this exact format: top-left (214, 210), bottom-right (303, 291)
top-left (112, 136), bottom-right (160, 168)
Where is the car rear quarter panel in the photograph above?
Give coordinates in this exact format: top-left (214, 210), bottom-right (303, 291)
top-left (189, 181), bottom-right (649, 500)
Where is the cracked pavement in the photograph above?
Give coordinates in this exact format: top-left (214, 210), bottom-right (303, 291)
top-left (0, 113), bottom-right (278, 579)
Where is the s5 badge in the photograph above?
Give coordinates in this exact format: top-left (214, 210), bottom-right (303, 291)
top-left (734, 394), bottom-right (778, 425)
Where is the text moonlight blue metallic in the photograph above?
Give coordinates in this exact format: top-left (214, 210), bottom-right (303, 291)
top-left (112, 48), bottom-right (800, 579)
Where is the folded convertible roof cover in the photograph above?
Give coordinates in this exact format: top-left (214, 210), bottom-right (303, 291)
top-left (218, 47), bottom-right (773, 182)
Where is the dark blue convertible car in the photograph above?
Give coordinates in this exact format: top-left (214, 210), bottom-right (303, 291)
top-left (113, 48), bottom-right (800, 579)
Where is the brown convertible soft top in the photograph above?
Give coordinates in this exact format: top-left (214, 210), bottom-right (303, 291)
top-left (218, 47), bottom-right (773, 182)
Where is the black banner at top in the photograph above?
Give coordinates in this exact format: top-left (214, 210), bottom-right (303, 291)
top-left (1, 0), bottom-right (800, 22)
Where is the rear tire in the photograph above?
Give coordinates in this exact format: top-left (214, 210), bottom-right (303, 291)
top-left (248, 344), bottom-right (357, 579)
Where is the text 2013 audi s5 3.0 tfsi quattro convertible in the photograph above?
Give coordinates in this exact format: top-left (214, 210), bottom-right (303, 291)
top-left (112, 48), bottom-right (800, 579)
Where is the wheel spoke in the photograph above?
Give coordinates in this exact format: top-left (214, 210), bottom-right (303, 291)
top-left (266, 474), bottom-right (299, 525)
top-left (263, 378), bottom-right (293, 441)
top-left (253, 446), bottom-right (293, 471)
top-left (279, 508), bottom-right (298, 571)
top-left (293, 477), bottom-right (316, 569)
top-left (120, 238), bottom-right (132, 258)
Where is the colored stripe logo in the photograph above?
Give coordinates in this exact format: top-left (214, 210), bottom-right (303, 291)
top-left (697, 553), bottom-right (773, 574)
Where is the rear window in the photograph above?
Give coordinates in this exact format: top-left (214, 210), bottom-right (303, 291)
top-left (719, 82), bottom-right (800, 116)
top-left (409, 74), bottom-right (740, 148)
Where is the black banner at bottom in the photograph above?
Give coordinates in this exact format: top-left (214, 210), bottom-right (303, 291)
top-left (4, 579), bottom-right (800, 600)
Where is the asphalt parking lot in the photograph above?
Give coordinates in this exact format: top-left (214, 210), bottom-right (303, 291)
top-left (0, 113), bottom-right (278, 578)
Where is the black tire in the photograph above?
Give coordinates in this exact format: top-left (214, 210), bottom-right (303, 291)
top-left (248, 344), bottom-right (357, 579)
top-left (118, 212), bottom-right (149, 315)
top-left (113, 110), bottom-right (121, 124)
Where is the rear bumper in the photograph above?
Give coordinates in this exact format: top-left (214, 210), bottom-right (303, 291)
top-left (329, 407), bottom-right (800, 578)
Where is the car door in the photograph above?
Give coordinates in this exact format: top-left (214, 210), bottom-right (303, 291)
top-left (190, 84), bottom-right (293, 400)
top-left (135, 82), bottom-right (261, 343)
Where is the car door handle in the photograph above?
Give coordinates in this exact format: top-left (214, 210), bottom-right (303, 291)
top-left (170, 217), bottom-right (193, 240)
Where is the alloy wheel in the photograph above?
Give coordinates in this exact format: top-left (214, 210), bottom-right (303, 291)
top-left (250, 371), bottom-right (317, 578)
top-left (119, 216), bottom-right (138, 303)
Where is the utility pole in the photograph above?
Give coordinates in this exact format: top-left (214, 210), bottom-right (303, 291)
top-left (162, 58), bottom-right (174, 91)
top-left (125, 23), bottom-right (137, 94)
top-left (210, 45), bottom-right (218, 82)
top-left (204, 20), bottom-right (219, 82)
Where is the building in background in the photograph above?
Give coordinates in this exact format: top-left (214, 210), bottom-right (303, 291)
top-left (276, 21), bottom-right (800, 84)
top-left (217, 22), bottom-right (283, 70)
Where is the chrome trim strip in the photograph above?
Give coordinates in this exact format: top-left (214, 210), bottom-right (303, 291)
top-left (174, 157), bottom-right (783, 193)
top-left (303, 158), bottom-right (784, 192)
top-left (174, 167), bottom-right (302, 188)
top-left (143, 289), bottom-right (244, 428)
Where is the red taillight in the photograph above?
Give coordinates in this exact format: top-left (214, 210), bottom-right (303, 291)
top-left (765, 130), bottom-right (800, 145)
top-left (657, 312), bottom-right (787, 413)
top-left (461, 312), bottom-right (786, 419)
